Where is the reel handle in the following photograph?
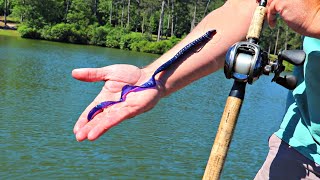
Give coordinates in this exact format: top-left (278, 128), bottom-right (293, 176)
top-left (274, 75), bottom-right (297, 90)
top-left (272, 50), bottom-right (305, 90)
top-left (279, 50), bottom-right (306, 66)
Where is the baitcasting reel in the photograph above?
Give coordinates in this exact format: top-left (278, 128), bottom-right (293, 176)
top-left (224, 41), bottom-right (306, 90)
top-left (224, 41), bottom-right (268, 84)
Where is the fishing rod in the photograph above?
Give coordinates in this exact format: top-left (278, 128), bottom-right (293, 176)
top-left (202, 0), bottom-right (305, 179)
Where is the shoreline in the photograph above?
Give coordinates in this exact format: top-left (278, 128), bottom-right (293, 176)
top-left (0, 26), bottom-right (294, 72)
top-left (0, 29), bottom-right (20, 37)
top-left (0, 18), bottom-right (18, 30)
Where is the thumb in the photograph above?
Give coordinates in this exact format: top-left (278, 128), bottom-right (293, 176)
top-left (266, 0), bottom-right (279, 28)
top-left (72, 68), bottom-right (108, 82)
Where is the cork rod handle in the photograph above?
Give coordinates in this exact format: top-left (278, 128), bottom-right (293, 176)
top-left (203, 81), bottom-right (246, 180)
top-left (202, 96), bottom-right (243, 180)
top-left (246, 5), bottom-right (267, 40)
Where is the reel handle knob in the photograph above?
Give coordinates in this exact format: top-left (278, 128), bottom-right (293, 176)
top-left (275, 75), bottom-right (297, 90)
top-left (279, 50), bottom-right (306, 66)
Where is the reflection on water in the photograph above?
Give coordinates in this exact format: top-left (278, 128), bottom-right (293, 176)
top-left (0, 35), bottom-right (288, 179)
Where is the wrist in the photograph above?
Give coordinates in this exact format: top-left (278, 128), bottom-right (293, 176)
top-left (156, 78), bottom-right (167, 98)
top-left (141, 65), bottom-right (167, 98)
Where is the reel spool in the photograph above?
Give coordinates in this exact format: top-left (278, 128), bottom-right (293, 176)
top-left (224, 41), bottom-right (268, 84)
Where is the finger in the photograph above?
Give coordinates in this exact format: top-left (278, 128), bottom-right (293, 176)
top-left (73, 97), bottom-right (111, 134)
top-left (73, 115), bottom-right (88, 135)
top-left (76, 102), bottom-right (135, 141)
top-left (87, 107), bottom-right (132, 141)
top-left (75, 87), bottom-right (159, 141)
top-left (73, 101), bottom-right (98, 134)
top-left (72, 67), bottom-right (109, 82)
top-left (73, 87), bottom-right (124, 138)
top-left (266, 0), bottom-right (273, 6)
top-left (73, 90), bottom-right (110, 134)
top-left (86, 89), bottom-right (156, 141)
top-left (75, 114), bottom-right (105, 141)
top-left (267, 0), bottom-right (278, 28)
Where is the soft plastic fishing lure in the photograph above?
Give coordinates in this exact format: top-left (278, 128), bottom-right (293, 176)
top-left (87, 29), bottom-right (216, 121)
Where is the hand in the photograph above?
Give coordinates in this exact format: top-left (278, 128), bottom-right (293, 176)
top-left (267, 0), bottom-right (320, 38)
top-left (72, 64), bottom-right (163, 141)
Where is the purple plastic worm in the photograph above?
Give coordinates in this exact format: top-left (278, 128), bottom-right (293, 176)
top-left (87, 29), bottom-right (217, 121)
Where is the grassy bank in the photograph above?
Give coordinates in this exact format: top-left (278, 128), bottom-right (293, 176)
top-left (0, 29), bottom-right (20, 37)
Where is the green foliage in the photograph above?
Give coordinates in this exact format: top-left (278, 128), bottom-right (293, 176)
top-left (120, 32), bottom-right (149, 50)
top-left (269, 53), bottom-right (294, 72)
top-left (174, 1), bottom-right (191, 37)
top-left (169, 35), bottom-right (180, 45)
top-left (41, 23), bottom-right (72, 42)
top-left (283, 61), bottom-right (294, 72)
top-left (136, 38), bottom-right (178, 54)
top-left (39, 23), bottom-right (88, 44)
top-left (96, 0), bottom-right (112, 25)
top-left (6, 0), bottom-right (304, 58)
top-left (105, 27), bottom-right (127, 48)
top-left (130, 40), bottom-right (149, 52)
top-left (147, 13), bottom-right (158, 34)
top-left (260, 19), bottom-right (303, 54)
top-left (11, 0), bottom-right (65, 28)
top-left (88, 24), bottom-right (110, 46)
top-left (17, 24), bottom-right (41, 38)
top-left (143, 40), bottom-right (171, 54)
top-left (0, 29), bottom-right (20, 37)
top-left (67, 0), bottom-right (95, 29)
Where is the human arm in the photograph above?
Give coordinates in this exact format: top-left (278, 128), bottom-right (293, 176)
top-left (73, 0), bottom-right (259, 141)
top-left (144, 0), bottom-right (260, 97)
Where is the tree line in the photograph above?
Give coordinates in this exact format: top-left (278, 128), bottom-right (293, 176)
top-left (1, 0), bottom-right (302, 55)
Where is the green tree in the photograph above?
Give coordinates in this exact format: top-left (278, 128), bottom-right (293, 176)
top-left (6, 0), bottom-right (303, 56)
top-left (11, 0), bottom-right (64, 28)
top-left (67, 0), bottom-right (95, 29)
top-left (97, 0), bottom-right (113, 25)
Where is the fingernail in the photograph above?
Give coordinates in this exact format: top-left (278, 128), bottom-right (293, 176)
top-left (73, 126), bottom-right (79, 134)
top-left (76, 133), bottom-right (84, 142)
top-left (72, 68), bottom-right (83, 73)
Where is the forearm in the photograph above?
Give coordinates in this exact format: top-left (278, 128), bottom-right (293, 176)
top-left (143, 0), bottom-right (259, 97)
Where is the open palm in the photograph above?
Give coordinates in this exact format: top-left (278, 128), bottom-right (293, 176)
top-left (72, 64), bottom-right (162, 141)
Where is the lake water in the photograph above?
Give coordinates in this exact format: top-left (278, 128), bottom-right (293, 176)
top-left (0, 35), bottom-right (289, 179)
